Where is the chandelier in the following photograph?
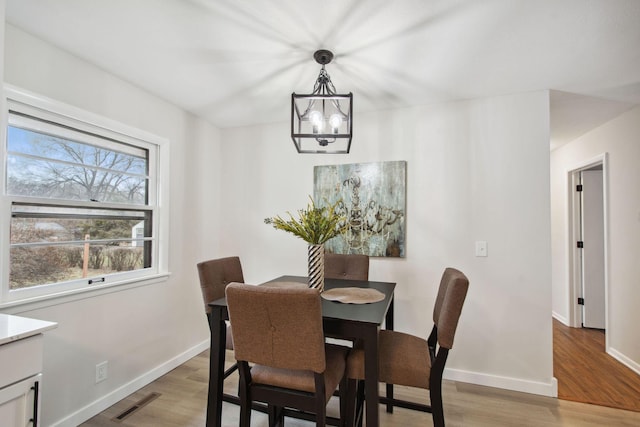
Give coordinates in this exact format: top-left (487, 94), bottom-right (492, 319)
top-left (291, 50), bottom-right (353, 154)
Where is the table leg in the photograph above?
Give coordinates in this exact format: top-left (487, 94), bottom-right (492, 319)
top-left (386, 297), bottom-right (394, 413)
top-left (206, 308), bottom-right (227, 427)
top-left (363, 325), bottom-right (380, 427)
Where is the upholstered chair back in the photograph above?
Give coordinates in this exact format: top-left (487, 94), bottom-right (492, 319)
top-left (433, 267), bottom-right (469, 349)
top-left (226, 283), bottom-right (326, 373)
top-left (197, 256), bottom-right (244, 314)
top-left (324, 253), bottom-right (369, 281)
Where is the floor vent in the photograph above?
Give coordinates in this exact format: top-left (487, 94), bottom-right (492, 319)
top-left (111, 392), bottom-right (161, 423)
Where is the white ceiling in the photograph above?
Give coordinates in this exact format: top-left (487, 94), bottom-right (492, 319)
top-left (5, 0), bottom-right (640, 148)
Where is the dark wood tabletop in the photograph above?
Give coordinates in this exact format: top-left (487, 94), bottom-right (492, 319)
top-left (206, 275), bottom-right (396, 427)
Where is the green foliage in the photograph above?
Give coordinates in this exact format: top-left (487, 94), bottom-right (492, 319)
top-left (79, 219), bottom-right (140, 245)
top-left (264, 197), bottom-right (346, 245)
top-left (9, 222), bottom-right (66, 287)
top-left (108, 247), bottom-right (142, 271)
top-left (63, 247), bottom-right (84, 268)
top-left (89, 246), bottom-right (106, 269)
top-left (9, 246), bottom-right (66, 288)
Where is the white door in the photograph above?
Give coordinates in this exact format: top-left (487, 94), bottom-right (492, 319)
top-left (580, 169), bottom-right (606, 329)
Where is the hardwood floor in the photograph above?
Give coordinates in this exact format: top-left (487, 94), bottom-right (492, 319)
top-left (80, 348), bottom-right (640, 427)
top-left (553, 318), bottom-right (640, 412)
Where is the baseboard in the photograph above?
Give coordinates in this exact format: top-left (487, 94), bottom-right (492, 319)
top-left (552, 311), bottom-right (569, 326)
top-left (608, 347), bottom-right (640, 376)
top-left (50, 339), bottom-right (210, 427)
top-left (444, 367), bottom-right (558, 397)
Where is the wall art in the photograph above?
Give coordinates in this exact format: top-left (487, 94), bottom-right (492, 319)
top-left (314, 160), bottom-right (406, 257)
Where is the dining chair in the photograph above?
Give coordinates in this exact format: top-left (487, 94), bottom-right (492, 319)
top-left (324, 252), bottom-right (370, 389)
top-left (345, 267), bottom-right (469, 427)
top-left (324, 253), bottom-right (369, 281)
top-left (225, 282), bottom-right (349, 427)
top-left (324, 252), bottom-right (370, 351)
top-left (196, 256), bottom-right (244, 381)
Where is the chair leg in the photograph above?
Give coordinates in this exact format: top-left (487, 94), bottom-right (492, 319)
top-left (431, 384), bottom-right (445, 427)
top-left (239, 399), bottom-right (251, 427)
top-left (339, 375), bottom-right (349, 427)
top-left (277, 406), bottom-right (285, 427)
top-left (238, 363), bottom-right (252, 427)
top-left (315, 407), bottom-right (326, 427)
top-left (344, 378), bottom-right (359, 427)
top-left (268, 405), bottom-right (275, 427)
top-left (268, 405), bottom-right (285, 427)
top-left (355, 380), bottom-right (365, 427)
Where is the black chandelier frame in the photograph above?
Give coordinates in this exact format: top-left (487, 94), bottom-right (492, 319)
top-left (291, 50), bottom-right (353, 154)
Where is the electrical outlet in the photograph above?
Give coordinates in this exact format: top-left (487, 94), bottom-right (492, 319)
top-left (96, 361), bottom-right (108, 383)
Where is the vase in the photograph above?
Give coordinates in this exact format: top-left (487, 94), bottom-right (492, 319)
top-left (308, 244), bottom-right (325, 292)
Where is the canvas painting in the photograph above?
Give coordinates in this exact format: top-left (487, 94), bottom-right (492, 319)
top-left (314, 161), bottom-right (406, 257)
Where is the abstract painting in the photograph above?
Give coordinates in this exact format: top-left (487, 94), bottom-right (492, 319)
top-left (314, 161), bottom-right (406, 257)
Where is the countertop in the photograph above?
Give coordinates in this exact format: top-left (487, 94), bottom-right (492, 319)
top-left (0, 313), bottom-right (58, 346)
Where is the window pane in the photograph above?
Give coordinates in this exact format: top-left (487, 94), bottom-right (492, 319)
top-left (3, 91), bottom-right (163, 301)
top-left (7, 126), bottom-right (148, 204)
top-left (10, 243), bottom-right (146, 290)
top-left (10, 203), bottom-right (152, 290)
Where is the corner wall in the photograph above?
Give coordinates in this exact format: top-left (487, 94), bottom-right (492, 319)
top-left (2, 16), bottom-right (558, 425)
top-left (2, 24), bottom-right (221, 426)
top-left (219, 91), bottom-right (555, 395)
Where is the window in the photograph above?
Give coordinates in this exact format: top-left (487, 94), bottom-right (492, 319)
top-left (1, 86), bottom-right (169, 304)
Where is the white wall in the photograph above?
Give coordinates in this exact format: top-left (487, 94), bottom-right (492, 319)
top-left (2, 16), bottom-right (558, 426)
top-left (551, 106), bottom-right (640, 373)
top-left (2, 24), bottom-right (220, 426)
top-left (220, 92), bottom-right (555, 395)
top-left (0, 0), bottom-right (3, 86)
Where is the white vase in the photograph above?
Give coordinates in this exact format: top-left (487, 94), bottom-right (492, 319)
top-left (308, 244), bottom-right (325, 292)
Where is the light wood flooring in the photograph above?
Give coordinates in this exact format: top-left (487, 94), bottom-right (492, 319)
top-left (80, 348), bottom-right (640, 427)
top-left (553, 318), bottom-right (640, 412)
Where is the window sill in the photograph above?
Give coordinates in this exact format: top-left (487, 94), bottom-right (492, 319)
top-left (0, 272), bottom-right (171, 314)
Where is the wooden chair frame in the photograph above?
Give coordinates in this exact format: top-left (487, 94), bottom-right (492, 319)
top-left (227, 283), bottom-right (349, 427)
top-left (237, 362), bottom-right (348, 427)
top-left (346, 267), bottom-right (468, 427)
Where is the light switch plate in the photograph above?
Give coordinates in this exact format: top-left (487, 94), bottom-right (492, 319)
top-left (475, 241), bottom-right (488, 257)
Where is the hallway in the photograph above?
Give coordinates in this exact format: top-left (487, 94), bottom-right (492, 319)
top-left (553, 318), bottom-right (640, 412)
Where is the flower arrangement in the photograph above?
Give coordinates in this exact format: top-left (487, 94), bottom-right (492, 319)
top-left (264, 197), bottom-right (346, 245)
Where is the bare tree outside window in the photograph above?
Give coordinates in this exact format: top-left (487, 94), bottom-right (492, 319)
top-left (7, 124), bottom-right (152, 290)
top-left (7, 126), bottom-right (148, 204)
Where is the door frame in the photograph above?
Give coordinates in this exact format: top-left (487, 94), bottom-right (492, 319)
top-left (566, 153), bottom-right (609, 341)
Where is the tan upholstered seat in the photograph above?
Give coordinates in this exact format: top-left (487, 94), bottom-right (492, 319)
top-left (345, 267), bottom-right (469, 427)
top-left (324, 253), bottom-right (369, 281)
top-left (226, 282), bottom-right (349, 427)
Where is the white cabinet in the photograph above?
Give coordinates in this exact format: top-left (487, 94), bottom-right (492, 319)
top-left (0, 315), bottom-right (57, 427)
top-left (0, 373), bottom-right (41, 426)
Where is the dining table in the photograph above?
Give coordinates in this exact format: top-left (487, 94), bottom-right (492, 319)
top-left (205, 275), bottom-right (396, 427)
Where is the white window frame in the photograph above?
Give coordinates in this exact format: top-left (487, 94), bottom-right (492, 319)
top-left (0, 85), bottom-right (170, 309)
